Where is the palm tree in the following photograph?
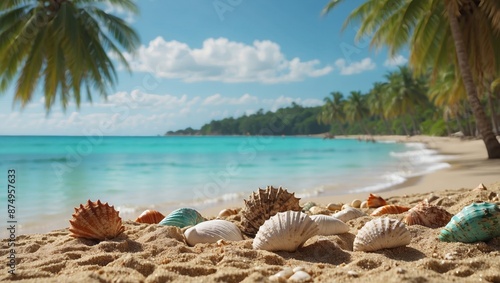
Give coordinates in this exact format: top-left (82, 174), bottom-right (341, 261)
top-left (318, 91), bottom-right (346, 135)
top-left (383, 66), bottom-right (428, 135)
top-left (367, 82), bottom-right (392, 134)
top-left (344, 91), bottom-right (370, 135)
top-left (323, 0), bottom-right (500, 158)
top-left (0, 0), bottom-right (140, 111)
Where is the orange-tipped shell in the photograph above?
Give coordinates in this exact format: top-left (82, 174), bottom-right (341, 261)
top-left (370, 205), bottom-right (411, 216)
top-left (69, 200), bottom-right (125, 241)
top-left (135, 209), bottom-right (165, 224)
top-left (367, 194), bottom-right (387, 208)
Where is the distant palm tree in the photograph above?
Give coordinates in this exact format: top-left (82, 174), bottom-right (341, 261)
top-left (318, 91), bottom-right (346, 135)
top-left (323, 0), bottom-right (500, 158)
top-left (367, 82), bottom-right (392, 134)
top-left (384, 66), bottom-right (428, 135)
top-left (0, 0), bottom-right (140, 111)
top-left (344, 91), bottom-right (370, 134)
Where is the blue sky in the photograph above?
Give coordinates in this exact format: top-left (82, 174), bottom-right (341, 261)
top-left (0, 0), bottom-right (408, 136)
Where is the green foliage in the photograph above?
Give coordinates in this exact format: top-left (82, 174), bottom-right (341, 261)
top-left (167, 105), bottom-right (330, 136)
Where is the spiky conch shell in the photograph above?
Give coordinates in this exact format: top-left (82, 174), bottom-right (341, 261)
top-left (69, 200), bottom-right (125, 241)
top-left (252, 211), bottom-right (319, 252)
top-left (135, 209), bottom-right (165, 224)
top-left (241, 186), bottom-right (301, 237)
top-left (439, 202), bottom-right (500, 243)
top-left (370, 205), bottom-right (411, 216)
top-left (367, 193), bottom-right (387, 208)
top-left (353, 217), bottom-right (411, 252)
top-left (184, 219), bottom-right (244, 246)
top-left (404, 200), bottom-right (453, 228)
top-left (332, 207), bottom-right (366, 222)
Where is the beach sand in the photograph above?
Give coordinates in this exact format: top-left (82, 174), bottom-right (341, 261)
top-left (1, 135), bottom-right (500, 282)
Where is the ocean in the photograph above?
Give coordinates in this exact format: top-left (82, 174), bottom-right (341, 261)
top-left (0, 135), bottom-right (450, 235)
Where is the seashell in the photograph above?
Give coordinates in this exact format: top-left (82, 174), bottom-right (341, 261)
top-left (159, 208), bottom-right (205, 228)
top-left (253, 211), bottom-right (318, 252)
top-left (353, 217), bottom-right (411, 252)
top-left (472, 183), bottom-right (487, 192)
top-left (302, 201), bottom-right (317, 212)
top-left (351, 199), bottom-right (362, 208)
top-left (439, 202), bottom-right (500, 243)
top-left (367, 193), bottom-right (387, 208)
top-left (310, 214), bottom-right (349, 235)
top-left (309, 206), bottom-right (331, 215)
top-left (184, 219), bottom-right (244, 246)
top-left (360, 201), bottom-right (368, 209)
top-left (135, 209), bottom-right (165, 224)
top-left (370, 205), bottom-right (411, 216)
top-left (241, 186), bottom-right (302, 237)
top-left (332, 207), bottom-right (366, 222)
top-left (69, 200), bottom-right (125, 241)
top-left (269, 267), bottom-right (294, 281)
top-left (217, 208), bottom-right (239, 219)
top-left (327, 203), bottom-right (343, 211)
top-left (341, 203), bottom-right (352, 210)
top-left (289, 271), bottom-right (312, 282)
top-left (404, 200), bottom-right (453, 228)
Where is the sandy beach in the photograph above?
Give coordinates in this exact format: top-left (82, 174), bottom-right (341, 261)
top-left (1, 135), bottom-right (500, 282)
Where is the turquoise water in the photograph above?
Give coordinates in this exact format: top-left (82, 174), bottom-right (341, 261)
top-left (0, 136), bottom-right (449, 234)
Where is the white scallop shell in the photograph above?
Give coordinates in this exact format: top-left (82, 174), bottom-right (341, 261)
top-left (332, 207), bottom-right (366, 222)
top-left (310, 214), bottom-right (349, 235)
top-left (184, 220), bottom-right (244, 246)
top-left (253, 211), bottom-right (319, 252)
top-left (353, 217), bottom-right (411, 252)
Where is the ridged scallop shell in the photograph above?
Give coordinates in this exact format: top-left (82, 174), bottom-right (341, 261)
top-left (404, 200), bottom-right (453, 228)
top-left (184, 220), bottom-right (244, 246)
top-left (158, 208), bottom-right (205, 228)
top-left (332, 207), bottom-right (366, 222)
top-left (252, 211), bottom-right (319, 252)
top-left (135, 209), bottom-right (165, 224)
top-left (353, 217), bottom-right (411, 252)
top-left (367, 194), bottom-right (387, 208)
top-left (241, 186), bottom-right (302, 237)
top-left (370, 205), bottom-right (411, 216)
top-left (310, 214), bottom-right (349, 235)
top-left (439, 202), bottom-right (500, 243)
top-left (69, 200), bottom-right (125, 241)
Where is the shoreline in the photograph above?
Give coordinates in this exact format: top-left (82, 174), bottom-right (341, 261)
top-left (199, 135), bottom-right (500, 217)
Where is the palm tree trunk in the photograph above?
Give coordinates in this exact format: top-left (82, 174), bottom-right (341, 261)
top-left (447, 7), bottom-right (500, 158)
top-left (486, 90), bottom-right (498, 135)
top-left (401, 120), bottom-right (409, 136)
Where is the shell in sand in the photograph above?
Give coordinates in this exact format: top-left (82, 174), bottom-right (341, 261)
top-left (184, 219), bottom-right (244, 246)
top-left (370, 205), bottom-right (411, 216)
top-left (310, 214), bottom-right (349, 235)
top-left (159, 208), bottom-right (206, 228)
top-left (439, 202), bottom-right (500, 243)
top-left (241, 186), bottom-right (302, 237)
top-left (353, 217), bottom-right (411, 252)
top-left (332, 207), bottom-right (366, 222)
top-left (403, 200), bottom-right (453, 228)
top-left (367, 193), bottom-right (387, 208)
top-left (69, 200), bottom-right (125, 241)
top-left (253, 211), bottom-right (318, 252)
top-left (135, 209), bottom-right (165, 224)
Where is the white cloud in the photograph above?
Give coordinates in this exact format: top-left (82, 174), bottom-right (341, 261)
top-left (334, 57), bottom-right (376, 75)
top-left (122, 37), bottom-right (332, 83)
top-left (384, 55), bottom-right (408, 67)
top-left (104, 3), bottom-right (136, 23)
top-left (0, 91), bottom-right (324, 135)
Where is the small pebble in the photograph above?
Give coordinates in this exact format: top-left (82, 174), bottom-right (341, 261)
top-left (309, 206), bottom-right (330, 215)
top-left (327, 203), bottom-right (342, 211)
top-left (360, 201), bottom-right (368, 209)
top-left (341, 204), bottom-right (352, 210)
top-left (347, 270), bottom-right (359, 277)
top-left (444, 252), bottom-right (456, 260)
top-left (351, 199), bottom-right (362, 208)
top-left (396, 268), bottom-right (406, 274)
top-left (289, 271), bottom-right (311, 282)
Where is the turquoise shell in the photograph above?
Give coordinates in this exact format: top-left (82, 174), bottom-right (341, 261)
top-left (438, 202), bottom-right (500, 243)
top-left (158, 208), bottom-right (205, 228)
